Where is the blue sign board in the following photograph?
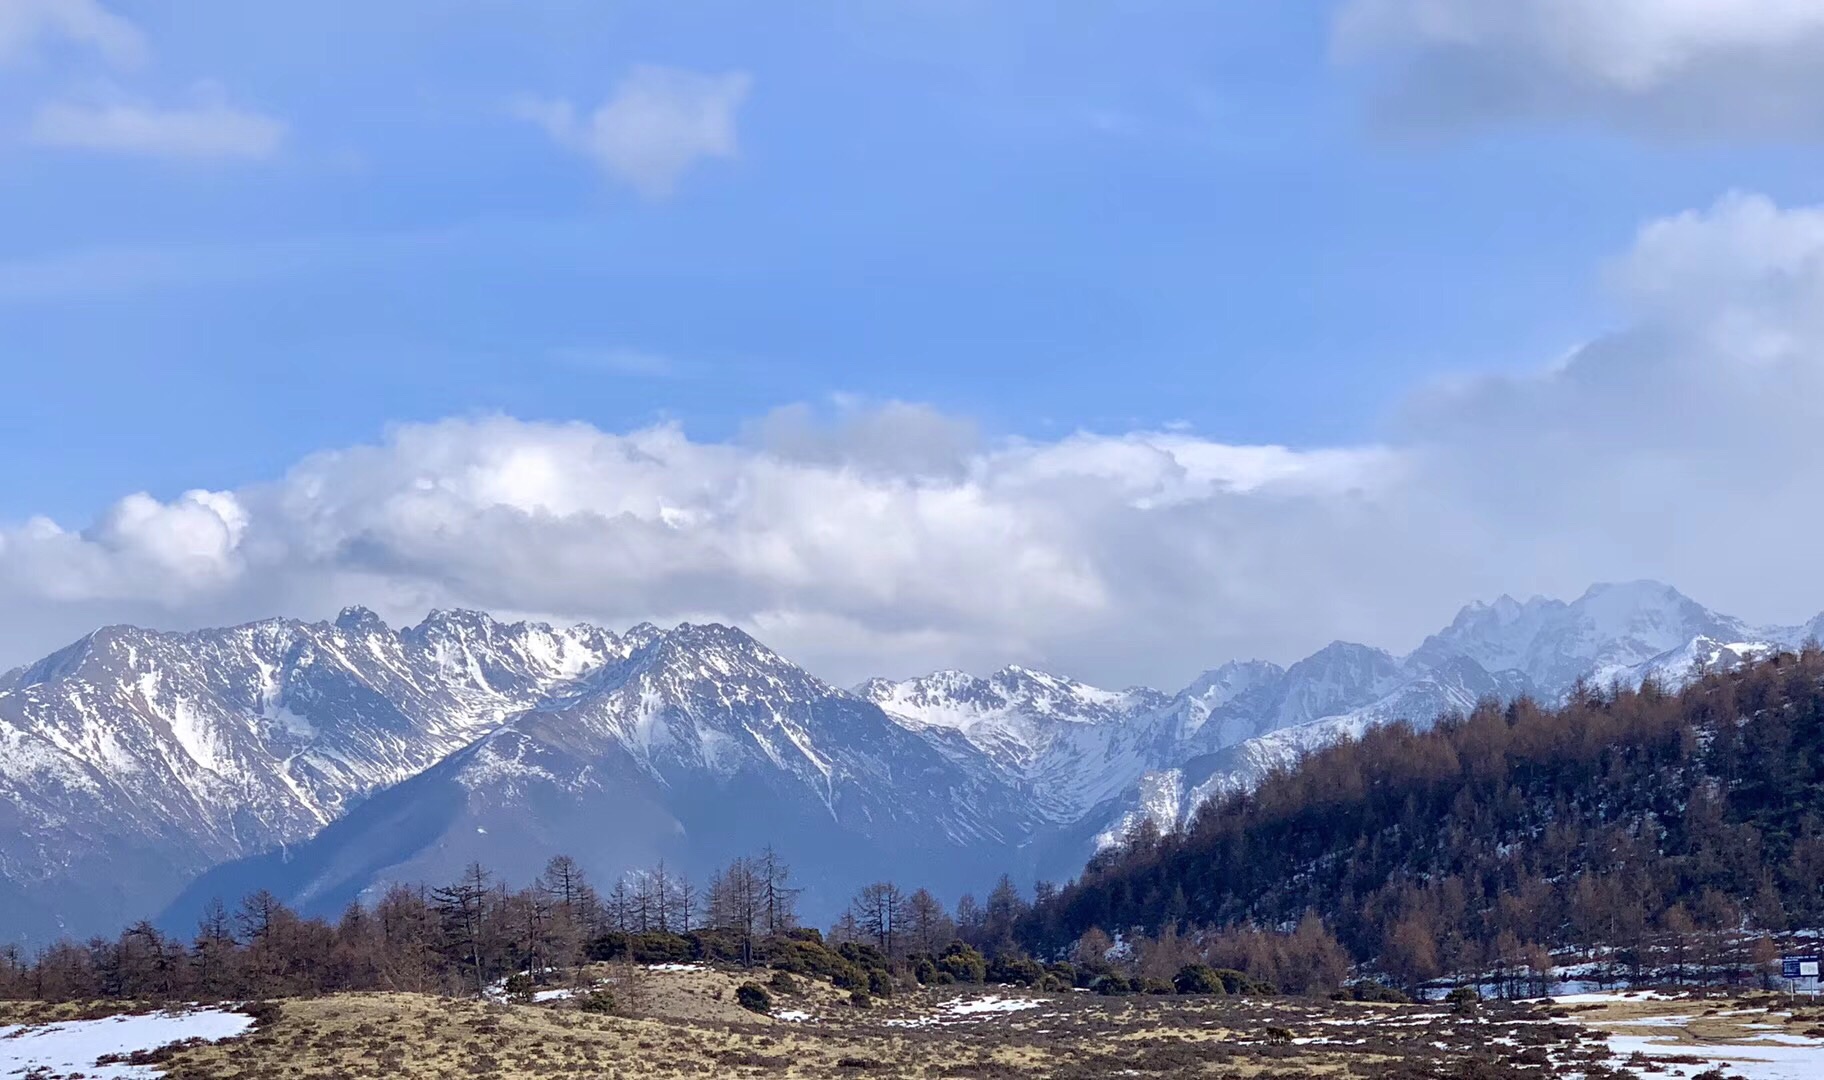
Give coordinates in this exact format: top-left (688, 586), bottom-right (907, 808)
top-left (1783, 955), bottom-right (1820, 980)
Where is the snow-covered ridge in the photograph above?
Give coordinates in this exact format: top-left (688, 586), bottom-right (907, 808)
top-left (0, 579), bottom-right (1811, 945)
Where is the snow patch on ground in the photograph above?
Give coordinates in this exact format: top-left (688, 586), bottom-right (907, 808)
top-left (1599, 1032), bottom-right (1824, 1080)
top-left (1537, 991), bottom-right (1680, 1005)
top-left (1552, 995), bottom-right (1824, 1080)
top-left (884, 995), bottom-right (1046, 1027)
top-left (945, 995), bottom-right (1043, 1016)
top-left (0, 1008), bottom-right (253, 1079)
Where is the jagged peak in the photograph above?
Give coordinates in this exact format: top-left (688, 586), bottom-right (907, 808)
top-left (1576, 578), bottom-right (1681, 602)
top-left (411, 607), bottom-right (505, 635)
top-left (1180, 658), bottom-right (1284, 698)
top-left (333, 606), bottom-right (388, 634)
top-left (1296, 640), bottom-right (1396, 667)
top-left (660, 621), bottom-right (767, 653)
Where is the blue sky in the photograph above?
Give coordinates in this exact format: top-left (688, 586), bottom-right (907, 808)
top-left (7, 1), bottom-right (1824, 685)
top-left (3, 0), bottom-right (1802, 518)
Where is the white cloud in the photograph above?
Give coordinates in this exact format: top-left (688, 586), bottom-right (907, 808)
top-left (516, 65), bottom-right (752, 197)
top-left (1333, 0), bottom-right (1824, 137)
top-left (7, 193), bottom-right (1824, 686)
top-left (0, 0), bottom-right (144, 68)
top-left (29, 90), bottom-right (286, 160)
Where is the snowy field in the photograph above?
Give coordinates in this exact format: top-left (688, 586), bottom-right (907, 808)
top-left (1545, 993), bottom-right (1824, 1080)
top-left (883, 994), bottom-right (1047, 1027)
top-left (1596, 1030), bottom-right (1824, 1079)
top-left (0, 1008), bottom-right (252, 1079)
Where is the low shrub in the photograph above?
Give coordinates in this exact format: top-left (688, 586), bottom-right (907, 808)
top-left (736, 983), bottom-right (773, 1015)
top-left (502, 973), bottom-right (534, 1004)
top-left (1173, 964), bottom-right (1226, 996)
top-left (1334, 980), bottom-right (1412, 1004)
top-left (937, 942), bottom-right (987, 984)
top-left (987, 953), bottom-right (1046, 986)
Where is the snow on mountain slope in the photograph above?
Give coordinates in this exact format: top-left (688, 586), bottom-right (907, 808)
top-left (0, 608), bottom-right (636, 943)
top-left (2, 577), bottom-right (1813, 945)
top-left (858, 667), bottom-right (1172, 821)
top-left (1409, 580), bottom-right (1760, 696)
top-left (1091, 653), bottom-right (1523, 849)
top-left (169, 624), bottom-right (1045, 927)
top-left (1157, 660), bottom-right (1286, 745)
top-left (1092, 582), bottom-right (1788, 850)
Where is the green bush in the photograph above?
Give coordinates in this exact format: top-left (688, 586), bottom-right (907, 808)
top-left (1092, 973), bottom-right (1133, 996)
top-left (829, 962), bottom-right (869, 990)
top-left (586, 931), bottom-right (630, 961)
top-left (866, 968), bottom-right (894, 998)
top-left (987, 953), bottom-right (1046, 986)
top-left (838, 941), bottom-right (889, 970)
top-left (767, 970), bottom-right (801, 995)
top-left (1173, 964), bottom-right (1225, 995)
top-left (573, 989), bottom-right (617, 1014)
top-left (689, 929), bottom-right (750, 965)
top-left (586, 929), bottom-right (703, 964)
top-left (849, 988), bottom-right (872, 1009)
top-left (937, 942), bottom-right (987, 984)
top-left (1210, 968), bottom-right (1275, 995)
top-left (1445, 986), bottom-right (1480, 1014)
top-left (1141, 977), bottom-right (1175, 995)
top-left (769, 937), bottom-right (863, 984)
top-left (503, 972), bottom-right (535, 1004)
top-left (1334, 980), bottom-right (1411, 1004)
top-left (736, 983), bottom-right (773, 1015)
top-left (629, 932), bottom-right (696, 964)
top-left (912, 958), bottom-right (938, 985)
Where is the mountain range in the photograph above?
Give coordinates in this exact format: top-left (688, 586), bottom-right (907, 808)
top-left (0, 579), bottom-right (1810, 946)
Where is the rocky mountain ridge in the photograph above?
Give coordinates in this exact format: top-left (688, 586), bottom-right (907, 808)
top-left (0, 580), bottom-right (1806, 943)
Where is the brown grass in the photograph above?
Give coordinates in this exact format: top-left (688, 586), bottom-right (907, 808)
top-left (12, 971), bottom-right (1615, 1079)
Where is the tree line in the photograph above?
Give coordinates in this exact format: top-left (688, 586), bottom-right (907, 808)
top-left (0, 849), bottom-right (807, 1002)
top-left (1018, 648), bottom-right (1824, 992)
top-left (0, 847), bottom-right (1357, 1004)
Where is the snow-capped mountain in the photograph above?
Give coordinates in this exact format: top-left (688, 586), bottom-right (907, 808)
top-left (0, 579), bottom-right (1811, 945)
top-left (1409, 580), bottom-right (1764, 695)
top-left (169, 624), bottom-right (1044, 930)
top-left (0, 609), bottom-right (639, 943)
top-left (856, 667), bottom-right (1172, 822)
top-left (1090, 581), bottom-right (1808, 846)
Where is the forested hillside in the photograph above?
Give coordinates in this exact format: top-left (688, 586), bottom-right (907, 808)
top-left (1022, 648), bottom-right (1824, 988)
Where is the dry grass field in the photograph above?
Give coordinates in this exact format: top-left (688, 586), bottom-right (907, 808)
top-left (13, 973), bottom-right (1824, 1078)
top-left (24, 968), bottom-right (1586, 1080)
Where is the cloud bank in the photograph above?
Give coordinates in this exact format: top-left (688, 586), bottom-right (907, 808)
top-left (1334, 0), bottom-right (1824, 137)
top-left (5, 193), bottom-right (1824, 686)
